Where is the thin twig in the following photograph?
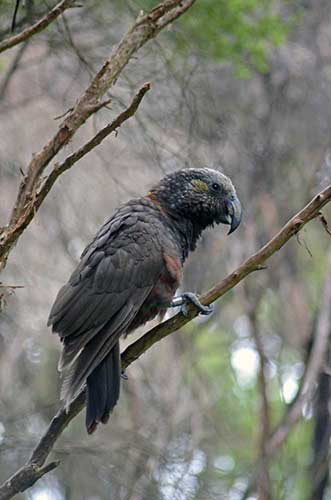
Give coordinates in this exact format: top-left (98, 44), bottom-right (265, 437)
top-left (0, 0), bottom-right (77, 54)
top-left (0, 185), bottom-right (331, 499)
top-left (36, 84), bottom-right (150, 204)
top-left (319, 212), bottom-right (331, 237)
top-left (0, 83), bottom-right (150, 272)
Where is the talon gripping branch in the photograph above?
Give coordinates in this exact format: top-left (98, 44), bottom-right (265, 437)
top-left (48, 168), bottom-right (242, 433)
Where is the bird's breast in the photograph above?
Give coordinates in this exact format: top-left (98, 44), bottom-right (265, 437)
top-left (126, 253), bottom-right (182, 334)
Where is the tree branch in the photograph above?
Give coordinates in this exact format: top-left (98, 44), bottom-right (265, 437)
top-left (36, 83), bottom-right (151, 207)
top-left (0, 82), bottom-right (150, 263)
top-left (0, 0), bottom-right (195, 271)
top-left (0, 0), bottom-right (77, 54)
top-left (1, 184), bottom-right (331, 500)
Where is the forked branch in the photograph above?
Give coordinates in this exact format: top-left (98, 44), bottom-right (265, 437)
top-left (0, 82), bottom-right (151, 270)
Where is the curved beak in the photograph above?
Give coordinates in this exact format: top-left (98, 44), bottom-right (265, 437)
top-left (225, 195), bottom-right (242, 234)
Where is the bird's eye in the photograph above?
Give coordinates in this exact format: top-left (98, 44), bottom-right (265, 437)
top-left (211, 183), bottom-right (220, 192)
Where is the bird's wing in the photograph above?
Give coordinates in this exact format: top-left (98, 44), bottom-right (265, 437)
top-left (48, 208), bottom-right (165, 398)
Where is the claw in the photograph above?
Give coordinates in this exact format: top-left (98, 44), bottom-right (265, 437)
top-left (181, 301), bottom-right (190, 318)
top-left (182, 292), bottom-right (214, 316)
top-left (171, 292), bottom-right (214, 317)
top-left (198, 303), bottom-right (214, 316)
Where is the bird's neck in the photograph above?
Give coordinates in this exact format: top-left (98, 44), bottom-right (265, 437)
top-left (146, 191), bottom-right (207, 262)
top-left (170, 215), bottom-right (205, 261)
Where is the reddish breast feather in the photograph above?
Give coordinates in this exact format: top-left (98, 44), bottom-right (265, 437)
top-left (163, 254), bottom-right (183, 285)
top-left (152, 253), bottom-right (182, 306)
top-left (127, 253), bottom-right (183, 331)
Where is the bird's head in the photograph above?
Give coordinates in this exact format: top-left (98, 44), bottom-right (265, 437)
top-left (150, 168), bottom-right (242, 234)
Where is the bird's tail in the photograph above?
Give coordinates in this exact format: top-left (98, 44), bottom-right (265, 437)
top-left (86, 341), bottom-right (121, 434)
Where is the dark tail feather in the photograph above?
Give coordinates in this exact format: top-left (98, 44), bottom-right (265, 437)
top-left (86, 342), bottom-right (121, 434)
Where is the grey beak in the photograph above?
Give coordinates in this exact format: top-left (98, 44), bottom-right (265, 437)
top-left (226, 196), bottom-right (242, 234)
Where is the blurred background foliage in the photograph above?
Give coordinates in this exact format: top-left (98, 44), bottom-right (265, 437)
top-left (114, 0), bottom-right (293, 75)
top-left (1, 0), bottom-right (331, 499)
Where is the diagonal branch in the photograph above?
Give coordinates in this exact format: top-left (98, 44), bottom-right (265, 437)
top-left (1, 184), bottom-right (331, 500)
top-left (0, 82), bottom-right (151, 266)
top-left (0, 0), bottom-right (77, 54)
top-left (35, 83), bottom-right (151, 208)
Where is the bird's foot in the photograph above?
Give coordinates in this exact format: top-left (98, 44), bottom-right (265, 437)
top-left (171, 292), bottom-right (214, 317)
top-left (121, 370), bottom-right (128, 381)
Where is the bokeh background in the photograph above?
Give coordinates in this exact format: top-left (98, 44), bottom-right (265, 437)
top-left (1, 1), bottom-right (331, 499)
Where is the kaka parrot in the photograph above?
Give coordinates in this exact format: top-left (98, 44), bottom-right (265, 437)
top-left (48, 168), bottom-right (242, 433)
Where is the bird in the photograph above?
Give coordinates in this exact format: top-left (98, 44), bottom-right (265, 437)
top-left (48, 167), bottom-right (242, 433)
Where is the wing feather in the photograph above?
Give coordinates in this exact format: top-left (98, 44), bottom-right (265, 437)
top-left (60, 291), bottom-right (151, 401)
top-left (48, 208), bottom-right (166, 403)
